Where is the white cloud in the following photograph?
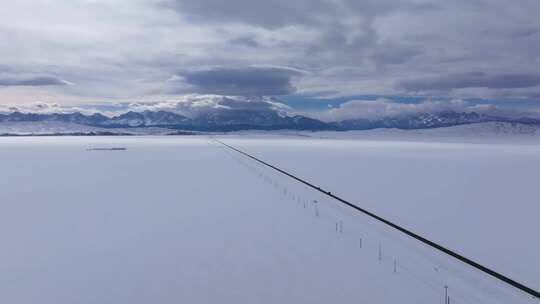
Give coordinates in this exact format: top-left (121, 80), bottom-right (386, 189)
top-left (0, 94), bottom-right (293, 118)
top-left (0, 101), bottom-right (115, 116)
top-left (3, 95), bottom-right (540, 122)
top-left (1, 0), bottom-right (540, 104)
top-left (128, 94), bottom-right (291, 118)
top-left (314, 99), bottom-right (534, 122)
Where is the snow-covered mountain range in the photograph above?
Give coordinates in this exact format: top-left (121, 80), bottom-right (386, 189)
top-left (1, 95), bottom-right (540, 133)
top-left (1, 108), bottom-right (539, 132)
top-left (3, 119), bottom-right (540, 142)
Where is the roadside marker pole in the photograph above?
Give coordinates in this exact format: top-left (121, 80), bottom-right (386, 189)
top-left (214, 138), bottom-right (540, 299)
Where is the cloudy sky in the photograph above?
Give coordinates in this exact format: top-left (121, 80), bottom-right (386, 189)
top-left (1, 0), bottom-right (539, 116)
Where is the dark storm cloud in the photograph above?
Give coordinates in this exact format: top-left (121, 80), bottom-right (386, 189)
top-left (161, 0), bottom-right (332, 29)
top-left (0, 76), bottom-right (70, 87)
top-left (228, 35), bottom-right (259, 48)
top-left (3, 0), bottom-right (540, 104)
top-left (178, 67), bottom-right (303, 96)
top-left (159, 0), bottom-right (440, 80)
top-left (372, 44), bottom-right (423, 65)
top-left (161, 0), bottom-right (435, 28)
top-left (399, 72), bottom-right (540, 92)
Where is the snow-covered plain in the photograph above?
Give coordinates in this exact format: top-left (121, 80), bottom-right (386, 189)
top-left (0, 121), bottom-right (188, 136)
top-left (0, 135), bottom-right (538, 304)
top-left (230, 122), bottom-right (540, 144)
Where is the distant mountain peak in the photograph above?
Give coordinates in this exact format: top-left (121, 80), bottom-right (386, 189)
top-left (0, 108), bottom-right (539, 131)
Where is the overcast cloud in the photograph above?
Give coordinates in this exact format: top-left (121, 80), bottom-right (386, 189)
top-left (177, 67), bottom-right (303, 96)
top-left (0, 76), bottom-right (71, 87)
top-left (0, 0), bottom-right (539, 109)
top-left (128, 94), bottom-right (291, 118)
top-left (315, 99), bottom-right (527, 121)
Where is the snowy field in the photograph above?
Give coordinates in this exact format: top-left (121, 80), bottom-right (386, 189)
top-left (0, 135), bottom-right (538, 304)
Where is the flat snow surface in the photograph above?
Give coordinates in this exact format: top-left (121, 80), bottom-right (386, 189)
top-left (0, 121), bottom-right (179, 135)
top-left (0, 136), bottom-right (538, 304)
top-left (231, 122), bottom-right (540, 144)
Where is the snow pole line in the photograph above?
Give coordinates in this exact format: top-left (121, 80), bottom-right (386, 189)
top-left (212, 138), bottom-right (540, 300)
